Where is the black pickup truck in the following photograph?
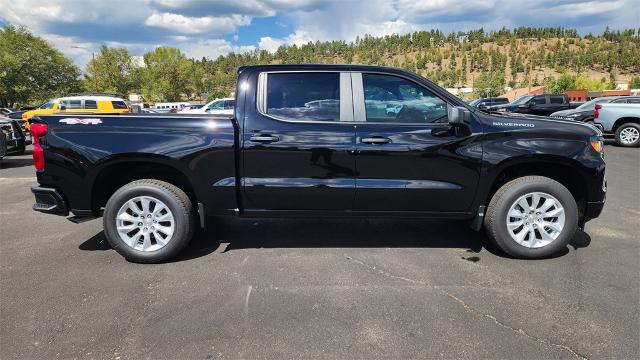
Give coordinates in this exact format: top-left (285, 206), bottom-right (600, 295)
top-left (488, 94), bottom-right (579, 116)
top-left (30, 64), bottom-right (606, 262)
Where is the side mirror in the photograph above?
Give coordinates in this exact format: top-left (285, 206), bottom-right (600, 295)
top-left (518, 103), bottom-right (531, 109)
top-left (59, 105), bottom-right (66, 111)
top-left (448, 106), bottom-right (470, 125)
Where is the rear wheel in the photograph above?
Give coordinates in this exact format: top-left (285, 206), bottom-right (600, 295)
top-left (614, 123), bottom-right (640, 147)
top-left (485, 176), bottom-right (578, 259)
top-left (103, 179), bottom-right (195, 263)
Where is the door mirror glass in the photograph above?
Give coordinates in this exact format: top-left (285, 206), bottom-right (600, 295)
top-left (448, 105), bottom-right (470, 125)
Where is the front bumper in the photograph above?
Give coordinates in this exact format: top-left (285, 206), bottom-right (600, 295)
top-left (584, 200), bottom-right (605, 222)
top-left (32, 186), bottom-right (69, 216)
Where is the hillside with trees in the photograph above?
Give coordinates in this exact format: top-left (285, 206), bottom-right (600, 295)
top-left (1, 26), bottom-right (639, 107)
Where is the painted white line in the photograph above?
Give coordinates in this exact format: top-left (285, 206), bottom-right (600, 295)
top-left (0, 177), bottom-right (37, 181)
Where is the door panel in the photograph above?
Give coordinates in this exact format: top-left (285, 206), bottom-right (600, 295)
top-left (353, 73), bottom-right (481, 213)
top-left (242, 71), bottom-right (356, 211)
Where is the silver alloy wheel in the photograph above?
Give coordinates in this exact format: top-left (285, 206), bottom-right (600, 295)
top-left (116, 196), bottom-right (175, 252)
top-left (506, 192), bottom-right (565, 248)
top-left (619, 127), bottom-right (640, 145)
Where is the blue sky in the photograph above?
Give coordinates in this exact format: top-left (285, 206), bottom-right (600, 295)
top-left (1, 0), bottom-right (638, 68)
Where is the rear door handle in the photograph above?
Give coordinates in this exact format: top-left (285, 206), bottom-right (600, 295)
top-left (361, 136), bottom-right (391, 144)
top-left (250, 134), bottom-right (279, 143)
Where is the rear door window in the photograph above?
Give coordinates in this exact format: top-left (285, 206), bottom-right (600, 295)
top-left (84, 100), bottom-right (98, 109)
top-left (60, 100), bottom-right (82, 109)
top-left (550, 96), bottom-right (564, 104)
top-left (266, 72), bottom-right (340, 122)
top-left (532, 96), bottom-right (546, 105)
top-left (111, 101), bottom-right (128, 109)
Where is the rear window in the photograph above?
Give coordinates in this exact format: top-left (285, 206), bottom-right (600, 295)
top-left (84, 100), bottom-right (97, 109)
top-left (266, 72), bottom-right (340, 122)
top-left (550, 96), bottom-right (565, 104)
top-left (111, 101), bottom-right (128, 109)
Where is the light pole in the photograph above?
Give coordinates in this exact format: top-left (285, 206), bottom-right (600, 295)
top-left (70, 46), bottom-right (97, 91)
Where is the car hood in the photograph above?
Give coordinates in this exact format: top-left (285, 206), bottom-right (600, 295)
top-left (487, 111), bottom-right (601, 137)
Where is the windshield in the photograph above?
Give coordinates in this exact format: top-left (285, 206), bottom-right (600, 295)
top-left (511, 95), bottom-right (533, 105)
top-left (469, 99), bottom-right (481, 106)
top-left (38, 101), bottom-right (55, 109)
top-left (576, 98), bottom-right (611, 110)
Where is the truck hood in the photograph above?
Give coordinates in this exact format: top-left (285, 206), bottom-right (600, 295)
top-left (487, 111), bottom-right (601, 137)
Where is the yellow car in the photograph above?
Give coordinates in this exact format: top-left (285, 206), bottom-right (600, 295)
top-left (22, 95), bottom-right (130, 130)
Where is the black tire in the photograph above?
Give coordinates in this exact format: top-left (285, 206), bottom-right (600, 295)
top-left (485, 176), bottom-right (578, 259)
top-left (103, 179), bottom-right (196, 263)
top-left (614, 123), bottom-right (640, 147)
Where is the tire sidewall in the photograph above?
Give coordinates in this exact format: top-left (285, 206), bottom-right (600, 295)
top-left (492, 179), bottom-right (578, 258)
top-left (103, 183), bottom-right (191, 262)
top-left (615, 123), bottom-right (640, 147)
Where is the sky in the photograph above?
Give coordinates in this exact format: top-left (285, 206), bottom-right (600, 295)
top-left (1, 0), bottom-right (638, 68)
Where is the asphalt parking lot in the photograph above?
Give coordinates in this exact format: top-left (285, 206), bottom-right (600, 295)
top-left (1, 143), bottom-right (638, 359)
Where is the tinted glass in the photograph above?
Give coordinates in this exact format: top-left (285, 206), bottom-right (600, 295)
top-left (362, 74), bottom-right (448, 123)
top-left (627, 98), bottom-right (640, 103)
top-left (512, 95), bottom-right (533, 105)
top-left (208, 101), bottom-right (224, 110)
top-left (60, 100), bottom-right (82, 109)
top-left (39, 101), bottom-right (55, 109)
top-left (550, 96), bottom-right (564, 104)
top-left (111, 101), bottom-right (128, 109)
top-left (84, 100), bottom-right (97, 109)
top-left (267, 73), bottom-right (340, 121)
top-left (494, 98), bottom-right (509, 105)
top-left (532, 96), bottom-right (546, 105)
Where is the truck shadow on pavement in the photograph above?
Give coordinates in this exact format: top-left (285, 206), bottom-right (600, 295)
top-left (0, 151), bottom-right (33, 169)
top-left (79, 217), bottom-right (592, 263)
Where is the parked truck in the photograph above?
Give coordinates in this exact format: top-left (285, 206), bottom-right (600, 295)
top-left (30, 64), bottom-right (606, 262)
top-left (593, 102), bottom-right (640, 147)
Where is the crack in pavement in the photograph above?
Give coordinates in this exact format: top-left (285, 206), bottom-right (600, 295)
top-left (343, 254), bottom-right (589, 360)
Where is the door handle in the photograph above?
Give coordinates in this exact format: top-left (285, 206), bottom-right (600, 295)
top-left (250, 134), bottom-right (279, 143)
top-left (361, 136), bottom-right (391, 144)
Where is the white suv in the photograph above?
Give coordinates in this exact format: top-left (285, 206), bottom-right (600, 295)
top-left (179, 98), bottom-right (234, 114)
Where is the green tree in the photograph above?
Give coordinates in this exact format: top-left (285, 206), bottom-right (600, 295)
top-left (473, 71), bottom-right (505, 97)
top-left (85, 45), bottom-right (140, 95)
top-left (550, 73), bottom-right (576, 93)
top-left (139, 47), bottom-right (193, 102)
top-left (0, 26), bottom-right (81, 107)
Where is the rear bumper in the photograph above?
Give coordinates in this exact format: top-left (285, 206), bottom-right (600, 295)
top-left (32, 186), bottom-right (69, 216)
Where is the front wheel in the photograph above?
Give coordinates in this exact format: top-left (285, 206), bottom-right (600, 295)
top-left (485, 176), bottom-right (578, 259)
top-left (614, 123), bottom-right (640, 147)
top-left (103, 179), bottom-right (196, 263)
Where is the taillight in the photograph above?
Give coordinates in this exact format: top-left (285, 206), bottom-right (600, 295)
top-left (594, 104), bottom-right (602, 120)
top-left (30, 123), bottom-right (48, 170)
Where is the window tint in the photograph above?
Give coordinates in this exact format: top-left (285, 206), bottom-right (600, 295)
top-left (111, 101), bottom-right (128, 109)
top-left (627, 98), bottom-right (640, 104)
top-left (224, 100), bottom-right (235, 109)
top-left (550, 96), bottom-right (564, 104)
top-left (611, 98), bottom-right (627, 103)
top-left (60, 100), bottom-right (82, 109)
top-left (362, 74), bottom-right (448, 123)
top-left (532, 96), bottom-right (546, 105)
top-left (208, 101), bottom-right (224, 110)
top-left (39, 101), bottom-right (55, 109)
top-left (266, 73), bottom-right (340, 121)
top-left (84, 100), bottom-right (97, 109)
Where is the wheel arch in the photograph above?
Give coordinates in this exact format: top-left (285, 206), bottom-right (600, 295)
top-left (89, 155), bottom-right (199, 215)
top-left (612, 117), bottom-right (640, 133)
top-left (484, 157), bottom-right (589, 219)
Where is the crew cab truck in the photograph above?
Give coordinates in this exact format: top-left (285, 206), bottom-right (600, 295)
top-left (30, 64), bottom-right (606, 263)
top-left (490, 94), bottom-right (575, 116)
top-left (593, 102), bottom-right (640, 147)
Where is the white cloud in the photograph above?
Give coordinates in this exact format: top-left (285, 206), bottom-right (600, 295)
top-left (259, 36), bottom-right (284, 52)
top-left (144, 13), bottom-right (251, 35)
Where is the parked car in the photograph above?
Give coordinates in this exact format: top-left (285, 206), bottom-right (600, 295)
top-left (0, 117), bottom-right (27, 156)
top-left (179, 98), bottom-right (234, 114)
top-left (29, 64), bottom-right (606, 262)
top-left (488, 94), bottom-right (573, 116)
top-left (551, 96), bottom-right (640, 123)
top-left (468, 97), bottom-right (509, 109)
top-left (22, 95), bottom-right (131, 130)
top-left (152, 102), bottom-right (191, 113)
top-left (180, 104), bottom-right (204, 111)
top-left (593, 102), bottom-right (640, 147)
